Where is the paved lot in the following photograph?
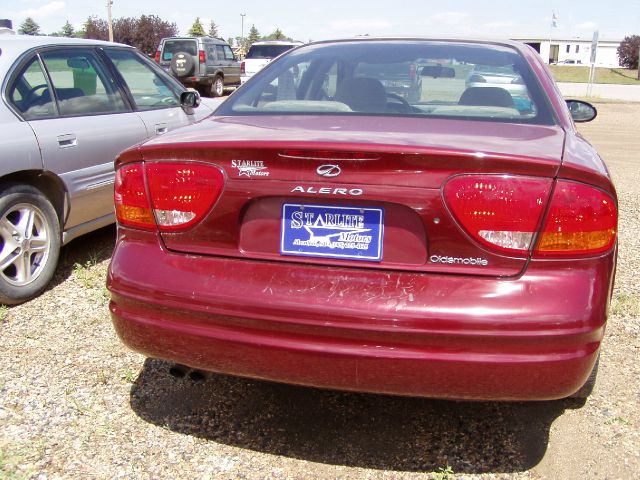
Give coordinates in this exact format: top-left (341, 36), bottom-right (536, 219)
top-left (558, 82), bottom-right (640, 102)
top-left (1, 102), bottom-right (639, 479)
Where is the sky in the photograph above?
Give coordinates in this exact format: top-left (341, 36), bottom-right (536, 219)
top-left (3, 0), bottom-right (640, 42)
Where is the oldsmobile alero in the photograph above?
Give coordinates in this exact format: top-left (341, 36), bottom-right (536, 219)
top-left (108, 38), bottom-right (617, 401)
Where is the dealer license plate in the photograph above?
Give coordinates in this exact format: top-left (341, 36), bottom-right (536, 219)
top-left (280, 204), bottom-right (384, 261)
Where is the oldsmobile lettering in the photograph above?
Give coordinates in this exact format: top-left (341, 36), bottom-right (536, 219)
top-left (291, 186), bottom-right (363, 196)
top-left (430, 255), bottom-right (488, 266)
top-left (231, 159), bottom-right (270, 177)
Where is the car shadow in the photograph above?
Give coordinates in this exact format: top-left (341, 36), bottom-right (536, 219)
top-left (49, 224), bottom-right (116, 289)
top-left (130, 358), bottom-right (572, 474)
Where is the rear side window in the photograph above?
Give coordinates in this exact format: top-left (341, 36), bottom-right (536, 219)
top-left (162, 40), bottom-right (197, 61)
top-left (105, 49), bottom-right (180, 111)
top-left (40, 48), bottom-right (128, 116)
top-left (246, 45), bottom-right (295, 59)
top-left (223, 46), bottom-right (235, 60)
top-left (8, 57), bottom-right (56, 119)
top-left (216, 45), bottom-right (235, 61)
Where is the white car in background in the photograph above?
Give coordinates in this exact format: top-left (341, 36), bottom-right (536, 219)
top-left (240, 41), bottom-right (303, 84)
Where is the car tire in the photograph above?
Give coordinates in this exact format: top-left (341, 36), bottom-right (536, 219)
top-left (170, 51), bottom-right (195, 78)
top-left (0, 184), bottom-right (61, 305)
top-left (569, 356), bottom-right (599, 400)
top-left (212, 76), bottom-right (224, 97)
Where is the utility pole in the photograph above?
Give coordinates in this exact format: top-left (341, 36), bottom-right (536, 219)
top-left (240, 13), bottom-right (246, 60)
top-left (107, 0), bottom-right (113, 42)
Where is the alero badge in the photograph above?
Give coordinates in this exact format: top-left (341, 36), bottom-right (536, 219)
top-left (316, 164), bottom-right (341, 177)
top-left (231, 160), bottom-right (270, 178)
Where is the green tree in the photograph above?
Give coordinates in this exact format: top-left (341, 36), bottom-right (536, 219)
top-left (187, 17), bottom-right (206, 37)
top-left (247, 25), bottom-right (260, 46)
top-left (18, 17), bottom-right (41, 35)
top-left (82, 16), bottom-right (108, 40)
top-left (617, 35), bottom-right (640, 69)
top-left (227, 37), bottom-right (234, 47)
top-left (235, 36), bottom-right (247, 51)
top-left (264, 28), bottom-right (292, 41)
top-left (61, 20), bottom-right (75, 37)
top-left (208, 21), bottom-right (219, 37)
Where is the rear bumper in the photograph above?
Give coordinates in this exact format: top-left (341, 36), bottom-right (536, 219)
top-left (108, 229), bottom-right (615, 400)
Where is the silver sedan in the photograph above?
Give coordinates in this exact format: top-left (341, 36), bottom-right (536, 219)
top-left (0, 35), bottom-right (214, 304)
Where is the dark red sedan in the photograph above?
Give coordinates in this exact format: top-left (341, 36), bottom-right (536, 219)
top-left (108, 39), bottom-right (617, 401)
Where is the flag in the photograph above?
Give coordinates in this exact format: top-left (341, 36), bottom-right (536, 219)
top-left (551, 12), bottom-right (558, 28)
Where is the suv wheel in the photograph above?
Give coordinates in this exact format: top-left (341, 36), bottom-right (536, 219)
top-left (170, 51), bottom-right (195, 78)
top-left (212, 76), bottom-right (224, 97)
top-left (0, 184), bottom-right (61, 305)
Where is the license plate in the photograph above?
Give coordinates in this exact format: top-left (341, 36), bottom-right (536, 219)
top-left (280, 204), bottom-right (384, 261)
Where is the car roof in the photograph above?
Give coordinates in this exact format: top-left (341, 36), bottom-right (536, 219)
top-left (251, 41), bottom-right (303, 46)
top-left (304, 37), bottom-right (531, 54)
top-left (0, 35), bottom-right (131, 67)
top-left (161, 36), bottom-right (228, 45)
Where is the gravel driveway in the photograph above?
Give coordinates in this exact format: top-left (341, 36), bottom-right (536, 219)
top-left (1, 102), bottom-right (639, 479)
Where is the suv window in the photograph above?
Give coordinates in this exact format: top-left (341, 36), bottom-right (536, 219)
top-left (246, 45), bottom-right (295, 59)
top-left (8, 57), bottom-right (56, 119)
top-left (223, 46), bottom-right (235, 60)
top-left (40, 48), bottom-right (128, 116)
top-left (162, 40), bottom-right (197, 61)
top-left (105, 49), bottom-right (180, 111)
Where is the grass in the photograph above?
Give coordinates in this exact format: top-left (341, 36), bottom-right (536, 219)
top-left (72, 250), bottom-right (107, 290)
top-left (0, 449), bottom-right (29, 480)
top-left (0, 306), bottom-right (8, 323)
top-left (605, 416), bottom-right (632, 426)
top-left (611, 292), bottom-right (640, 318)
top-left (432, 465), bottom-right (454, 480)
top-left (550, 65), bottom-right (640, 84)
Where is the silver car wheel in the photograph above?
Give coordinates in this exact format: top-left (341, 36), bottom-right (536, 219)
top-left (212, 76), bottom-right (224, 97)
top-left (0, 202), bottom-right (51, 287)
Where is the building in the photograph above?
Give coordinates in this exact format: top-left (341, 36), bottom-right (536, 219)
top-left (513, 37), bottom-right (622, 67)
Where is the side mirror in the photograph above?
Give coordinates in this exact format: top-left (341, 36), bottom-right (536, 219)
top-left (566, 99), bottom-right (597, 123)
top-left (180, 89), bottom-right (201, 110)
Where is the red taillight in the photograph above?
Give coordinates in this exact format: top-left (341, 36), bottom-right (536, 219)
top-left (199, 50), bottom-right (206, 63)
top-left (154, 51), bottom-right (160, 63)
top-left (115, 163), bottom-right (155, 230)
top-left (114, 162), bottom-right (225, 232)
top-left (241, 61), bottom-right (245, 74)
top-left (534, 180), bottom-right (617, 257)
top-left (443, 175), bottom-right (552, 256)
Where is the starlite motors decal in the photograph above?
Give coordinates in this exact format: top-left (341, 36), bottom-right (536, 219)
top-left (281, 204), bottom-right (383, 261)
top-left (231, 159), bottom-right (270, 177)
top-left (430, 255), bottom-right (488, 266)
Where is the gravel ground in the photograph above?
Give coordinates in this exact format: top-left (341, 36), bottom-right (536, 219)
top-left (1, 102), bottom-right (639, 480)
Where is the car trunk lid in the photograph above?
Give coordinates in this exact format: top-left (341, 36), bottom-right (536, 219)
top-left (134, 115), bottom-right (565, 277)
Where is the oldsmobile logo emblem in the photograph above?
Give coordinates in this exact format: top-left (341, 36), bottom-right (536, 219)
top-left (316, 164), bottom-right (341, 177)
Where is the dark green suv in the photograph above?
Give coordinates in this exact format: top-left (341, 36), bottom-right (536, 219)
top-left (155, 37), bottom-right (241, 97)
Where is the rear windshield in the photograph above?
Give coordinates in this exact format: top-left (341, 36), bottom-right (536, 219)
top-left (161, 40), bottom-right (197, 61)
top-left (218, 40), bottom-right (554, 125)
top-left (246, 44), bottom-right (296, 59)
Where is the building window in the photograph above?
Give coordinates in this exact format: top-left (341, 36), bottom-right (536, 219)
top-left (576, 45), bottom-right (580, 53)
top-left (566, 45), bottom-right (571, 53)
